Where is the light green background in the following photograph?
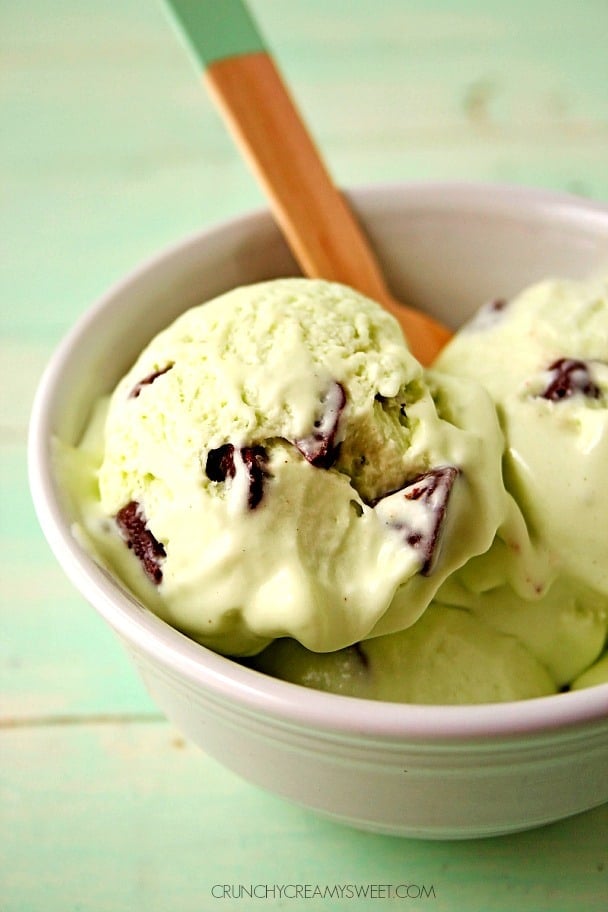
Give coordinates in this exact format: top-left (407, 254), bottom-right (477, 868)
top-left (2, 1), bottom-right (607, 910)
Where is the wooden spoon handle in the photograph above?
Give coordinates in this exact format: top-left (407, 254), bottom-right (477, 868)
top-left (205, 51), bottom-right (392, 302)
top-left (164, 0), bottom-right (452, 363)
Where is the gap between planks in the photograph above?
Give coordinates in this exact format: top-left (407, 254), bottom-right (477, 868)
top-left (0, 711), bottom-right (166, 729)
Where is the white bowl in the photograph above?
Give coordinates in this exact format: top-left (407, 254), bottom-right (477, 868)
top-left (29, 182), bottom-right (608, 839)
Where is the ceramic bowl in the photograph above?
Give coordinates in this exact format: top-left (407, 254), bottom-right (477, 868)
top-left (29, 182), bottom-right (608, 839)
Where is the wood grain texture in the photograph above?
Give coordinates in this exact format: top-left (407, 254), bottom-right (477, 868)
top-left (2, 723), bottom-right (608, 912)
top-left (2, 0), bottom-right (607, 908)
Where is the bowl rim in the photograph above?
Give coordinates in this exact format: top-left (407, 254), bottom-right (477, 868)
top-left (28, 180), bottom-right (608, 743)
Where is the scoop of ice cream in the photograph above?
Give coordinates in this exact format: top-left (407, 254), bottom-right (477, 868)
top-left (435, 277), bottom-right (608, 599)
top-left (571, 652), bottom-right (608, 690)
top-left (250, 275), bottom-right (608, 704)
top-left (438, 569), bottom-right (607, 687)
top-left (66, 278), bottom-right (509, 655)
top-left (251, 603), bottom-right (557, 704)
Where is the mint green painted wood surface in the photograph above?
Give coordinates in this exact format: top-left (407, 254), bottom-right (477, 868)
top-left (2, 1), bottom-right (607, 909)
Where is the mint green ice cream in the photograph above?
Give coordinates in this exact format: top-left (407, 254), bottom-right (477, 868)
top-left (60, 279), bottom-right (508, 658)
top-left (433, 277), bottom-right (608, 689)
top-left (250, 277), bottom-right (608, 702)
top-left (252, 603), bottom-right (556, 704)
top-left (436, 276), bottom-right (608, 600)
top-left (61, 275), bottom-right (608, 702)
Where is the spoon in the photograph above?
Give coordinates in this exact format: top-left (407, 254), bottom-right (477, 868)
top-left (164, 0), bottom-right (452, 364)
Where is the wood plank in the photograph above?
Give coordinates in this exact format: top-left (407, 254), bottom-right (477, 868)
top-left (1, 721), bottom-right (607, 912)
top-left (1, 2), bottom-right (607, 907)
top-left (3, 0), bottom-right (607, 340)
